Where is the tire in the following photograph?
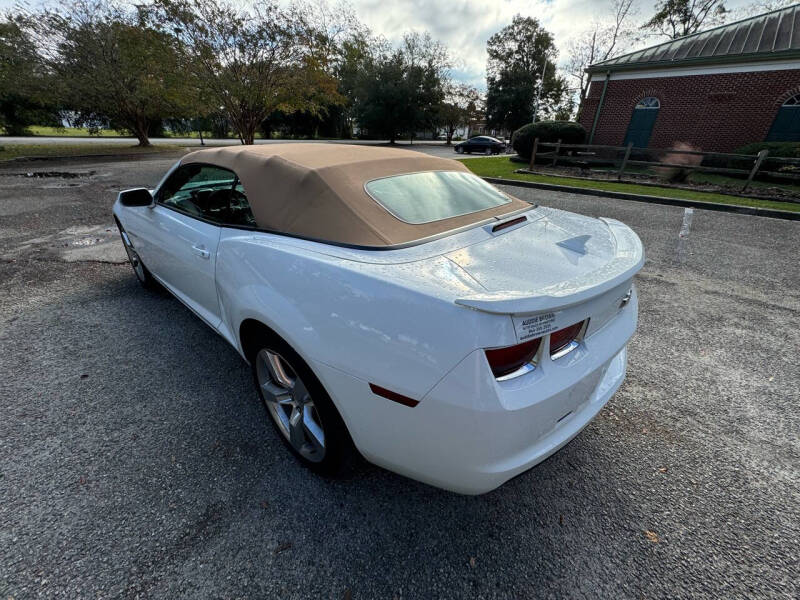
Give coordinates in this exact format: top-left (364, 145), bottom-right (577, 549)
top-left (251, 335), bottom-right (354, 476)
top-left (116, 220), bottom-right (156, 289)
top-left (485, 147), bottom-right (492, 155)
top-left (456, 147), bottom-right (463, 154)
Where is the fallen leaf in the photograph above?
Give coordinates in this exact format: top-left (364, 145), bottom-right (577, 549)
top-left (644, 530), bottom-right (659, 543)
top-left (658, 467), bottom-right (668, 474)
top-left (469, 557), bottom-right (476, 569)
top-left (559, 514), bottom-right (564, 526)
top-left (274, 542), bottom-right (292, 555)
top-left (342, 588), bottom-right (352, 600)
top-left (78, 476), bottom-right (87, 485)
top-left (768, 376), bottom-right (774, 382)
top-left (260, 500), bottom-right (269, 509)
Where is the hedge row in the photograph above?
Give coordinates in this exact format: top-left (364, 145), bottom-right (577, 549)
top-left (511, 121), bottom-right (587, 160)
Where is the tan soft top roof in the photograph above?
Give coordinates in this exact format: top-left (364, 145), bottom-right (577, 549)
top-left (180, 143), bottom-right (529, 247)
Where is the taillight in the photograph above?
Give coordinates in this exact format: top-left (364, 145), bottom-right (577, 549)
top-left (549, 320), bottom-right (586, 358)
top-left (485, 338), bottom-right (541, 378)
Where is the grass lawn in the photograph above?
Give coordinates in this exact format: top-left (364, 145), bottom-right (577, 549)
top-left (23, 126), bottom-right (129, 137)
top-left (16, 126), bottom-right (214, 139)
top-left (462, 157), bottom-right (800, 214)
top-left (0, 143), bottom-right (184, 161)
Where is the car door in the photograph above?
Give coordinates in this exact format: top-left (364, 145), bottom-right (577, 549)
top-left (135, 164), bottom-right (239, 328)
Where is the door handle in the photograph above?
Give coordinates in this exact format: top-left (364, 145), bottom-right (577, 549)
top-left (191, 244), bottom-right (210, 259)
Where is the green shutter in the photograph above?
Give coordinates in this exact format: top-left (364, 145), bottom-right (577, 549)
top-left (624, 108), bottom-right (659, 148)
top-left (766, 106), bottom-right (800, 142)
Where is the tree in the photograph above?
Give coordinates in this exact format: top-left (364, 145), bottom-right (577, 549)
top-left (644, 0), bottom-right (727, 39)
top-left (566, 0), bottom-right (636, 119)
top-left (0, 16), bottom-right (59, 135)
top-left (354, 32), bottom-right (449, 143)
top-left (154, 0), bottom-right (343, 145)
top-left (401, 32), bottom-right (449, 143)
top-left (485, 16), bottom-right (568, 134)
top-left (31, 1), bottom-right (193, 146)
top-left (334, 32), bottom-right (372, 138)
top-left (437, 83), bottom-right (480, 145)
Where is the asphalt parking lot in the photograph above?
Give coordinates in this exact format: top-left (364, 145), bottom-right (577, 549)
top-left (1, 151), bottom-right (798, 599)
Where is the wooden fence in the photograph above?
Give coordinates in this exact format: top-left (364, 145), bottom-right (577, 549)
top-left (526, 139), bottom-right (800, 192)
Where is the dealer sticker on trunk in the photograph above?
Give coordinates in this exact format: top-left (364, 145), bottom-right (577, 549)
top-left (513, 312), bottom-right (559, 342)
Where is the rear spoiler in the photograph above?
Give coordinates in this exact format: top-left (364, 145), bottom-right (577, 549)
top-left (455, 218), bottom-right (644, 315)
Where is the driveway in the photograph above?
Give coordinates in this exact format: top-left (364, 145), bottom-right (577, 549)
top-left (0, 154), bottom-right (797, 599)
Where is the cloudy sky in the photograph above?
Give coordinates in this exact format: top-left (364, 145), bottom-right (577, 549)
top-left (348, 0), bottom-right (765, 88)
top-left (1, 0), bottom-right (776, 88)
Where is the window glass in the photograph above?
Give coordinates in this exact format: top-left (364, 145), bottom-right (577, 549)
top-left (158, 164), bottom-right (255, 227)
top-left (635, 97), bottom-right (660, 109)
top-left (365, 171), bottom-right (512, 224)
top-left (783, 94), bottom-right (800, 106)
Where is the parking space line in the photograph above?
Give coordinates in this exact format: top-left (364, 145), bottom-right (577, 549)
top-left (676, 207), bottom-right (694, 263)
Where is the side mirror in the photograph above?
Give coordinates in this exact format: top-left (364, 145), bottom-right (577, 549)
top-left (118, 188), bottom-right (153, 207)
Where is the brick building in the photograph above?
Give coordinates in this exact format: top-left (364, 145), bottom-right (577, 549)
top-left (579, 4), bottom-right (800, 152)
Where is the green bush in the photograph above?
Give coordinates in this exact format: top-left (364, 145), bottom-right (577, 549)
top-left (733, 141), bottom-right (800, 158)
top-left (512, 121), bottom-right (586, 160)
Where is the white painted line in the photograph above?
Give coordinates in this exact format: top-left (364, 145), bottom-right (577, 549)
top-left (676, 207), bottom-right (694, 263)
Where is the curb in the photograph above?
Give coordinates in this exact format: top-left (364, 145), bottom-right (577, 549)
top-left (482, 177), bottom-right (800, 221)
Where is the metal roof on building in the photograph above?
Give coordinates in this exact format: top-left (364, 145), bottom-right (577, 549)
top-left (588, 3), bottom-right (800, 72)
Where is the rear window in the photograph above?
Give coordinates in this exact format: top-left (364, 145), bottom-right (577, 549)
top-left (365, 171), bottom-right (512, 224)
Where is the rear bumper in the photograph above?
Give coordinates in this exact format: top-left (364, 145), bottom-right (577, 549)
top-left (313, 291), bottom-right (636, 495)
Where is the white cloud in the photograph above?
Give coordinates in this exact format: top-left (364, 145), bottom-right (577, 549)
top-left (0, 0), bottom-right (767, 88)
top-left (347, 0), bottom-right (760, 88)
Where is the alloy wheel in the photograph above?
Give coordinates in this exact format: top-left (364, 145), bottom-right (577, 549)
top-left (256, 348), bottom-right (326, 462)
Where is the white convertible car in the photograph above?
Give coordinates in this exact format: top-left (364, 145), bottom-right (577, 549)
top-left (113, 144), bottom-right (643, 494)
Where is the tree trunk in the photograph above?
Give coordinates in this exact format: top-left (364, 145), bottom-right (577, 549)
top-left (241, 121), bottom-right (256, 145)
top-left (130, 115), bottom-right (151, 147)
top-left (199, 129), bottom-right (204, 146)
top-left (134, 129), bottom-right (151, 147)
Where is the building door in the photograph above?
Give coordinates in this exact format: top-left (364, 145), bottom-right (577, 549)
top-left (623, 97), bottom-right (660, 148)
top-left (767, 94), bottom-right (800, 142)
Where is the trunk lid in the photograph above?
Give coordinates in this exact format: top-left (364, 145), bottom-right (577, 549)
top-left (449, 207), bottom-right (644, 315)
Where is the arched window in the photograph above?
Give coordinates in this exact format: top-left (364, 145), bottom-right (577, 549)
top-left (767, 93), bottom-right (800, 141)
top-left (624, 97), bottom-right (661, 148)
top-left (635, 97), bottom-right (661, 109)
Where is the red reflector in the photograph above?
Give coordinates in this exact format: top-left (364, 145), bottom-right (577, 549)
top-left (369, 383), bottom-right (419, 407)
top-left (549, 321), bottom-right (585, 356)
top-left (485, 338), bottom-right (541, 378)
top-left (492, 216), bottom-right (527, 232)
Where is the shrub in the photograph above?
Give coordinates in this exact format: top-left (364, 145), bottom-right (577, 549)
top-left (512, 121), bottom-right (586, 160)
top-left (733, 141), bottom-right (800, 158)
